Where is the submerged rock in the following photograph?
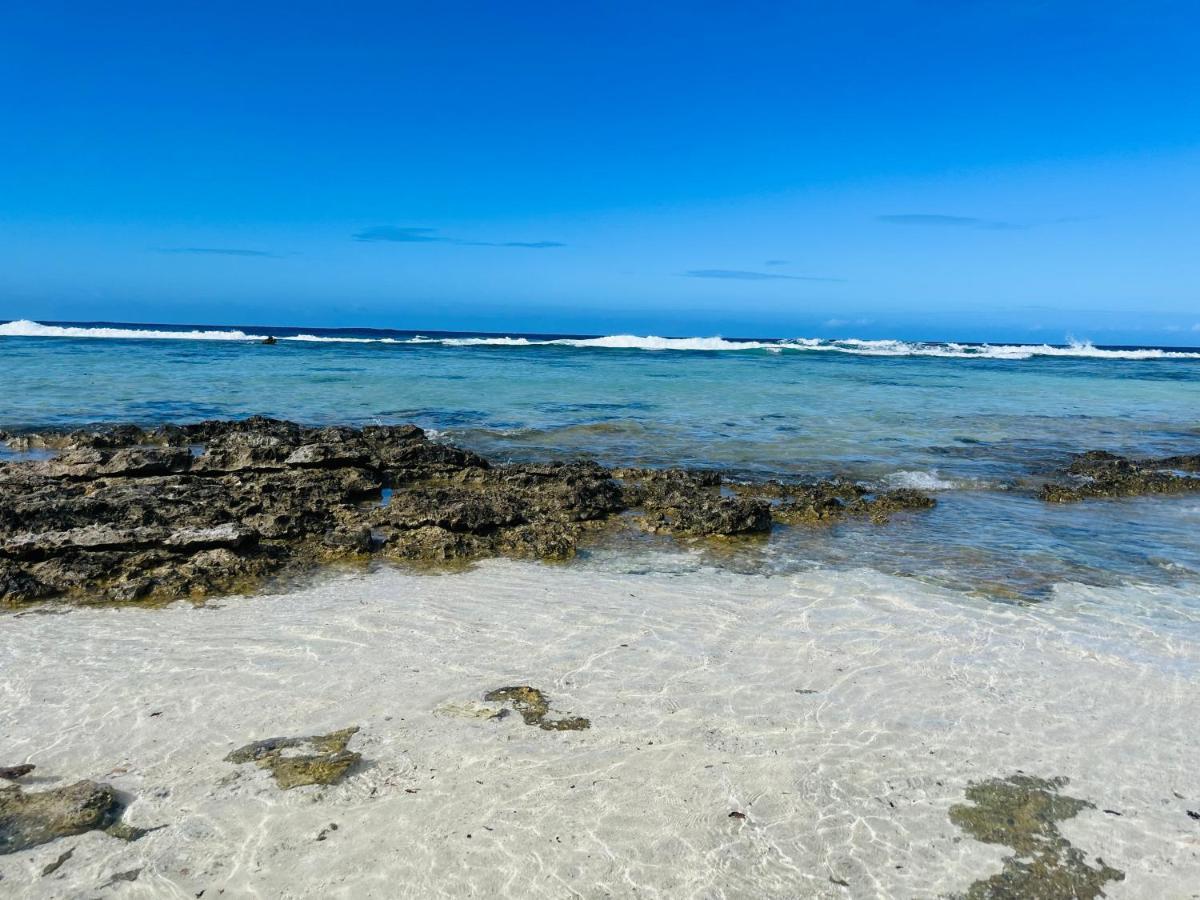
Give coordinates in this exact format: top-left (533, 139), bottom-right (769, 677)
top-left (225, 726), bottom-right (361, 789)
top-left (0, 780), bottom-right (131, 855)
top-left (483, 686), bottom-right (590, 731)
top-left (618, 468), bottom-right (772, 536)
top-left (736, 479), bottom-right (937, 525)
top-left (948, 774), bottom-right (1124, 899)
top-left (859, 488), bottom-right (938, 523)
top-left (639, 495), bottom-right (772, 536)
top-left (1040, 450), bottom-right (1200, 502)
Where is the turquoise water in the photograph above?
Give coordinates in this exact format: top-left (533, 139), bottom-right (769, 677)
top-left (2, 319), bottom-right (1199, 597)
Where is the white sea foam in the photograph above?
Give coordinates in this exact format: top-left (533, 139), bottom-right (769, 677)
top-left (881, 469), bottom-right (966, 491)
top-left (0, 319), bottom-right (267, 341)
top-left (555, 334), bottom-right (781, 351)
top-left (3, 319), bottom-right (1199, 359)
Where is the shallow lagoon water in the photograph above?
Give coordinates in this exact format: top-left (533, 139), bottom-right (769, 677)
top-left (2, 322), bottom-right (1199, 595)
top-left (1, 561), bottom-right (1197, 898)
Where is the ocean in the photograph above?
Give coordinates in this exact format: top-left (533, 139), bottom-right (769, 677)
top-left (3, 318), bottom-right (1198, 600)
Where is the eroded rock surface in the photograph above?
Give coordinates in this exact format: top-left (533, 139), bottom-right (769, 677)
top-left (1041, 450), bottom-right (1200, 502)
top-left (225, 726), bottom-right (361, 789)
top-left (735, 479), bottom-right (937, 524)
top-left (0, 419), bottom-right (936, 604)
top-left (0, 780), bottom-right (130, 855)
top-left (948, 774), bottom-right (1124, 899)
top-left (483, 686), bottom-right (590, 731)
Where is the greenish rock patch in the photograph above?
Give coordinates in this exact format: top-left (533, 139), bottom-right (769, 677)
top-left (225, 726), bottom-right (362, 789)
top-left (483, 686), bottom-right (590, 731)
top-left (948, 774), bottom-right (1124, 899)
top-left (1040, 450), bottom-right (1200, 502)
top-left (734, 479), bottom-right (937, 525)
top-left (0, 780), bottom-right (140, 855)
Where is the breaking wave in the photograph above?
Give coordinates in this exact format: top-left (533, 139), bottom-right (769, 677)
top-left (0, 320), bottom-right (269, 342)
top-left (880, 470), bottom-right (985, 491)
top-left (2, 320), bottom-right (1199, 360)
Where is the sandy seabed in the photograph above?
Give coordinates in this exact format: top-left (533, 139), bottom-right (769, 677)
top-left (1, 558), bottom-right (1198, 899)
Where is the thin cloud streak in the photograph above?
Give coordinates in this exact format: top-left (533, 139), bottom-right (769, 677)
top-left (155, 247), bottom-right (281, 257)
top-left (683, 269), bottom-right (844, 282)
top-left (353, 225), bottom-right (565, 248)
top-left (877, 214), bottom-right (1023, 230)
top-left (880, 213), bottom-right (1092, 230)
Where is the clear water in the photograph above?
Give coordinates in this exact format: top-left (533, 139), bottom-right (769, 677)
top-left (3, 320), bottom-right (1199, 598)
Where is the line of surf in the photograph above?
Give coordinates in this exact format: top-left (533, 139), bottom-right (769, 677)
top-left (2, 320), bottom-right (1198, 359)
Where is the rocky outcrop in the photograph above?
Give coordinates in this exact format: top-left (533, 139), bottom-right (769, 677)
top-left (1040, 450), bottom-right (1200, 502)
top-left (734, 480), bottom-right (937, 525)
top-left (225, 726), bottom-right (361, 789)
top-left (617, 468), bottom-right (771, 536)
top-left (0, 419), bottom-right (937, 605)
top-left (0, 780), bottom-right (134, 855)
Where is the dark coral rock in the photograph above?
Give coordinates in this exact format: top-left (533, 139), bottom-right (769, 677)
top-left (0, 780), bottom-right (131, 855)
top-left (0, 562), bottom-right (53, 604)
top-left (495, 523), bottom-right (580, 560)
top-left (1041, 450), bottom-right (1200, 502)
top-left (617, 467), bottom-right (769, 536)
top-left (225, 726), bottom-right (361, 790)
top-left (483, 686), bottom-right (590, 731)
top-left (616, 467), bottom-right (721, 508)
top-left (640, 495), bottom-right (772, 536)
top-left (383, 487), bottom-right (526, 534)
top-left (857, 488), bottom-right (938, 523)
top-left (0, 418), bottom-right (942, 605)
top-left (380, 525), bottom-right (487, 561)
top-left (320, 525), bottom-right (375, 555)
top-left (735, 479), bottom-right (936, 526)
top-left (764, 481), bottom-right (866, 524)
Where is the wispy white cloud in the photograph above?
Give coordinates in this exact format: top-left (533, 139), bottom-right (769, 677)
top-left (683, 269), bottom-right (844, 282)
top-left (353, 225), bottom-right (565, 248)
top-left (877, 214), bottom-right (1022, 230)
top-left (155, 247), bottom-right (281, 258)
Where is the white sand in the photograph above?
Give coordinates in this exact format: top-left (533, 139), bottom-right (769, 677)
top-left (1, 560), bottom-right (1198, 898)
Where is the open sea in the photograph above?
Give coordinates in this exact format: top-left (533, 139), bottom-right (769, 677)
top-left (2, 318), bottom-right (1199, 601)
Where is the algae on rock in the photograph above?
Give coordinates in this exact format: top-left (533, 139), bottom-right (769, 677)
top-left (948, 774), bottom-right (1124, 899)
top-left (0, 780), bottom-right (129, 855)
top-left (225, 726), bottom-right (361, 789)
top-left (483, 686), bottom-right (590, 731)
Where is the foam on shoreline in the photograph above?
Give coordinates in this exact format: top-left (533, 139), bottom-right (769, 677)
top-left (1, 561), bottom-right (1196, 897)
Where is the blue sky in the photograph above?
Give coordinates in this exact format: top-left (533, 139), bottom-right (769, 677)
top-left (1, 1), bottom-right (1198, 343)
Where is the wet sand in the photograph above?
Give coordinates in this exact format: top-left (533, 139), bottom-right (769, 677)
top-left (2, 560), bottom-right (1198, 898)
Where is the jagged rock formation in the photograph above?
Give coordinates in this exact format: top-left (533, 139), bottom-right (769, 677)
top-left (0, 418), bottom-right (937, 604)
top-left (1040, 450), bottom-right (1200, 502)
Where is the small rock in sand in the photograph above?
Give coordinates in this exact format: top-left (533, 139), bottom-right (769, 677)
top-left (0, 780), bottom-right (134, 855)
top-left (225, 726), bottom-right (362, 789)
top-left (482, 686), bottom-right (590, 731)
